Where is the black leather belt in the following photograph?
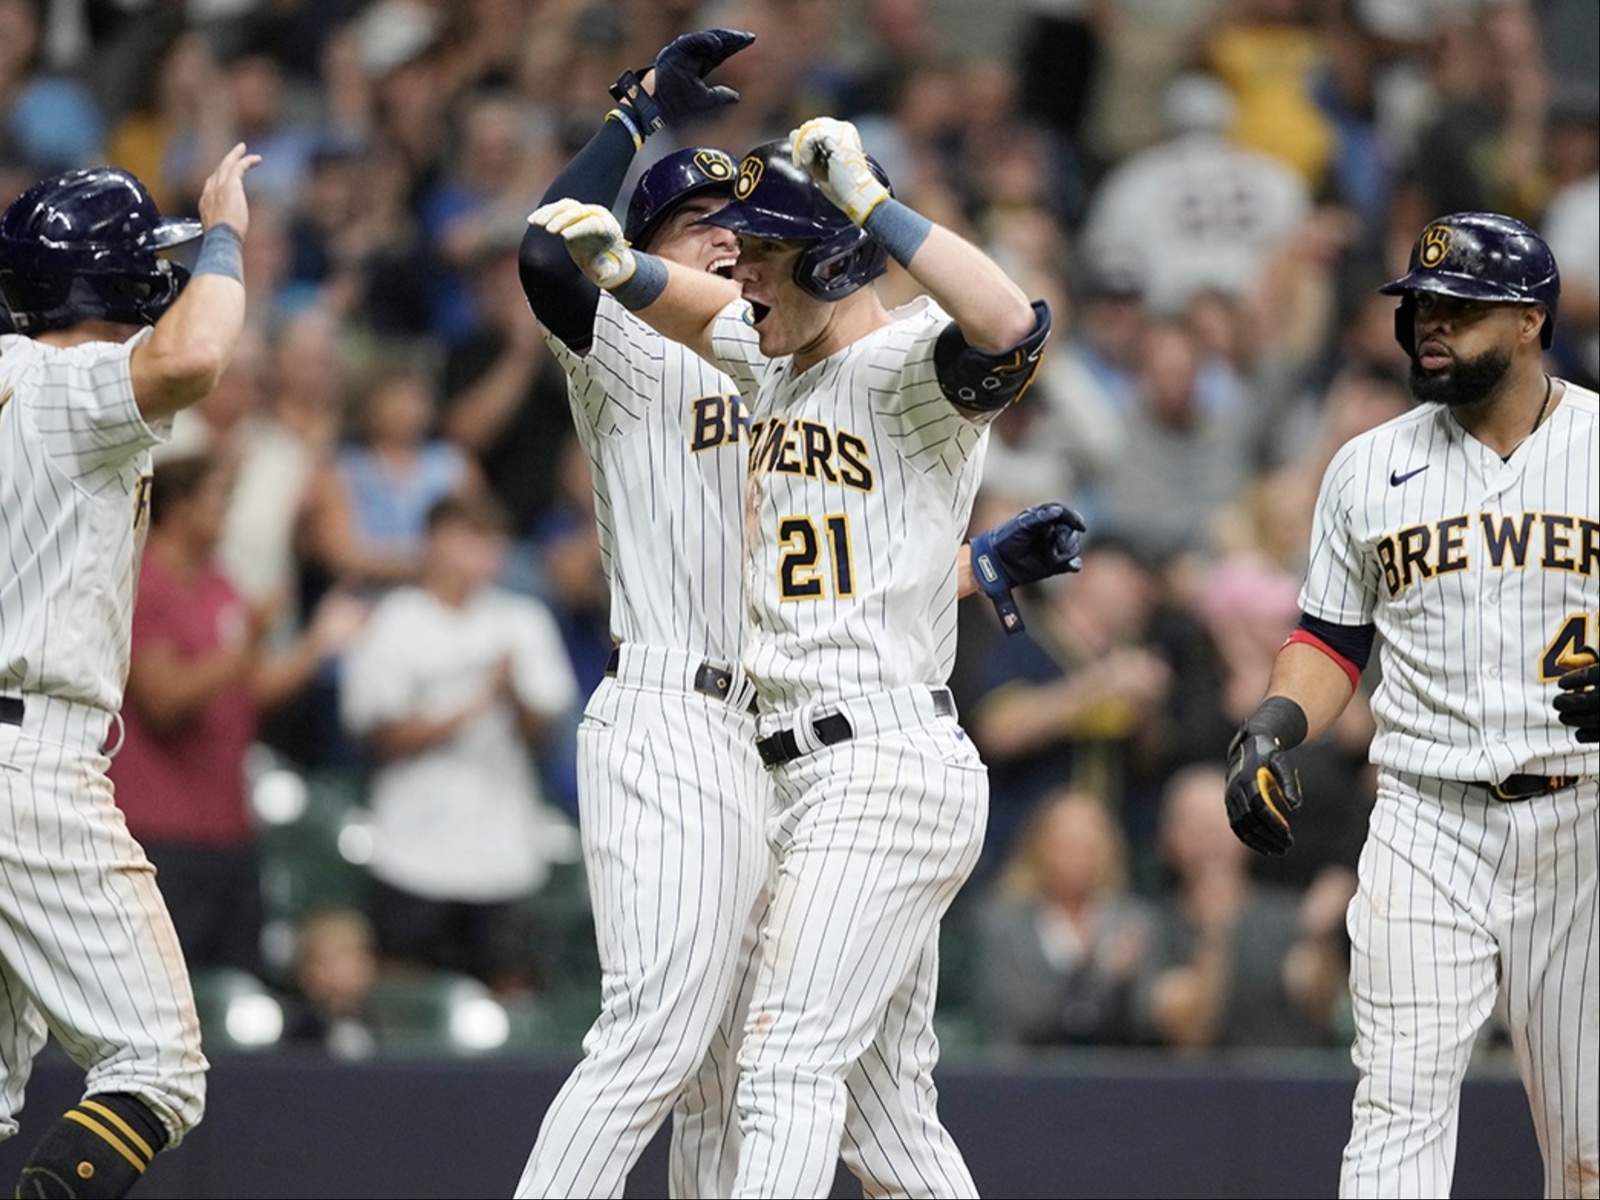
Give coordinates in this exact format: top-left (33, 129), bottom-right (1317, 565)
top-left (605, 648), bottom-right (757, 714)
top-left (1489, 773), bottom-right (1583, 802)
top-left (756, 688), bottom-right (955, 768)
top-left (0, 696), bottom-right (23, 727)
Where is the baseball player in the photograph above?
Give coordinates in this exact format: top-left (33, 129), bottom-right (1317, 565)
top-left (517, 34), bottom-right (1082, 1200)
top-left (1223, 212), bottom-right (1598, 1198)
top-left (534, 114), bottom-right (1052, 1196)
top-left (0, 146), bottom-right (259, 1198)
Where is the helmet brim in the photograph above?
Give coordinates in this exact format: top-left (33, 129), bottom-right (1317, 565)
top-left (143, 218), bottom-right (204, 251)
top-left (1379, 268), bottom-right (1542, 305)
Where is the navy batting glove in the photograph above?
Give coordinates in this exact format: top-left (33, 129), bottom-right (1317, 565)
top-left (1553, 646), bottom-right (1599, 744)
top-left (969, 502), bottom-right (1087, 634)
top-left (651, 28), bottom-right (755, 124)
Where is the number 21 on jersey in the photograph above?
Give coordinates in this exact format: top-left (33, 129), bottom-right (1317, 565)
top-left (778, 513), bottom-right (855, 600)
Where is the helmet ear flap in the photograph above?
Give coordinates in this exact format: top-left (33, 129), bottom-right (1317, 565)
top-left (1393, 293), bottom-right (1417, 356)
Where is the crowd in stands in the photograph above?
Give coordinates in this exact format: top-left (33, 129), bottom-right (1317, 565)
top-left (3, 0), bottom-right (1595, 1058)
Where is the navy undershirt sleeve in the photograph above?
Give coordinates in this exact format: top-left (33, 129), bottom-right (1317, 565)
top-left (518, 118), bottom-right (639, 352)
top-left (1298, 613), bottom-right (1377, 672)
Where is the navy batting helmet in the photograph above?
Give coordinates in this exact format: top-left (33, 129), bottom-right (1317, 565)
top-left (0, 166), bottom-right (203, 334)
top-left (624, 147), bottom-right (738, 251)
top-left (1380, 212), bottom-right (1560, 354)
top-left (700, 139), bottom-right (890, 301)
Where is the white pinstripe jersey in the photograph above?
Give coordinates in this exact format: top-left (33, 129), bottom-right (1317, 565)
top-left (545, 292), bottom-right (749, 664)
top-left (711, 297), bottom-right (989, 711)
top-left (0, 330), bottom-right (165, 713)
top-left (1301, 380), bottom-right (1599, 781)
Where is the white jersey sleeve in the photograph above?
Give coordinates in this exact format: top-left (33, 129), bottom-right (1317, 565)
top-left (1300, 437), bottom-right (1384, 626)
top-left (864, 298), bottom-right (986, 473)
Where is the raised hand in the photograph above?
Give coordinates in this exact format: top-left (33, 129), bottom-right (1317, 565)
top-left (528, 199), bottom-right (637, 291)
top-left (968, 502), bottom-right (1087, 634)
top-left (650, 28), bottom-right (755, 123)
top-left (197, 142), bottom-right (261, 236)
top-left (791, 117), bottom-right (889, 226)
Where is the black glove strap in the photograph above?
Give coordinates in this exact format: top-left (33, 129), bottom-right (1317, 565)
top-left (608, 67), bottom-right (665, 135)
top-left (1246, 695), bottom-right (1310, 749)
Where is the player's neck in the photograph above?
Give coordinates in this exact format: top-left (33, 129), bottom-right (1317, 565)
top-left (790, 293), bottom-right (889, 374)
top-left (36, 321), bottom-right (140, 347)
top-left (1450, 366), bottom-right (1556, 460)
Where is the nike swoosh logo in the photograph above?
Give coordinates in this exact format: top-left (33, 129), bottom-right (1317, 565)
top-left (1390, 466), bottom-right (1429, 486)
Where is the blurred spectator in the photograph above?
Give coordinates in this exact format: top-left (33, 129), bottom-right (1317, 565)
top-left (164, 24), bottom-right (319, 214)
top-left (416, 88), bottom-right (556, 343)
top-left (1310, 14), bottom-right (1397, 236)
top-left (1540, 83), bottom-right (1599, 389)
top-left (282, 906), bottom-right (381, 1061)
top-left (966, 536), bottom-right (1172, 875)
top-left (105, 23), bottom-right (220, 212)
top-left (339, 493), bottom-right (579, 996)
top-left (1204, 0), bottom-right (1335, 189)
top-left (441, 238), bottom-right (575, 535)
top-left (1097, 320), bottom-right (1251, 565)
top-left (1082, 0), bottom-right (1224, 166)
top-left (1079, 72), bottom-right (1311, 320)
top-left (1015, 0), bottom-right (1100, 147)
top-left (113, 454), bottom-right (367, 976)
top-left (1137, 764), bottom-right (1356, 1050)
top-left (0, 0), bottom-right (104, 169)
top-left (975, 788), bottom-right (1158, 1047)
top-left (1398, 1), bottom-right (1552, 229)
top-left (284, 137), bottom-right (432, 332)
top-left (303, 357), bottom-right (482, 596)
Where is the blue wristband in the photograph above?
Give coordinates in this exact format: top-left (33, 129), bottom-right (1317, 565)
top-left (193, 223), bottom-right (244, 282)
top-left (969, 528), bottom-right (1025, 634)
top-left (863, 199), bottom-right (931, 269)
top-left (610, 251), bottom-right (668, 311)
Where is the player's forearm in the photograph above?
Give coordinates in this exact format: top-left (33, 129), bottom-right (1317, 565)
top-left (130, 273), bottom-right (246, 421)
top-left (880, 217), bottom-right (1035, 352)
top-left (623, 255), bottom-right (738, 361)
top-left (956, 543), bottom-right (976, 599)
top-left (1262, 640), bottom-right (1359, 743)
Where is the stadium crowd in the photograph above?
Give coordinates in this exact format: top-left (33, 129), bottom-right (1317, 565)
top-left (2, 0), bottom-right (1596, 1058)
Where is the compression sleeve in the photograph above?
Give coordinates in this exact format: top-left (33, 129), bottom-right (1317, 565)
top-left (519, 116), bottom-right (641, 352)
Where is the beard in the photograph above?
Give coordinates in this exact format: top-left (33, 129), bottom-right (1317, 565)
top-left (1409, 344), bottom-right (1513, 408)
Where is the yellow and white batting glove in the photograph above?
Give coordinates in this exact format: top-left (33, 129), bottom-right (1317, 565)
top-left (791, 117), bottom-right (888, 227)
top-left (528, 198), bottom-right (637, 290)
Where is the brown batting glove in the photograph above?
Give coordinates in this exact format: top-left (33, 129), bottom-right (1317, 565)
top-left (1225, 696), bottom-right (1309, 855)
top-left (1553, 646), bottom-right (1599, 744)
